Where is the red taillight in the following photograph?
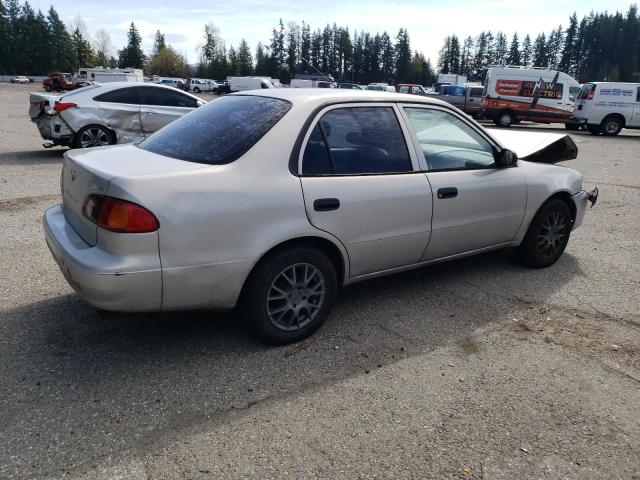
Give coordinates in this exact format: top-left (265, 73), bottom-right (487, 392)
top-left (586, 85), bottom-right (596, 100)
top-left (83, 195), bottom-right (159, 233)
top-left (53, 101), bottom-right (77, 112)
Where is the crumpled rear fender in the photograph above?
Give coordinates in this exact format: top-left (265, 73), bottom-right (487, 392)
top-left (60, 106), bottom-right (144, 145)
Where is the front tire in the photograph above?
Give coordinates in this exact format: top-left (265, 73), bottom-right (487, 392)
top-left (518, 199), bottom-right (572, 268)
top-left (74, 125), bottom-right (115, 149)
top-left (494, 110), bottom-right (514, 128)
top-left (240, 246), bottom-right (338, 344)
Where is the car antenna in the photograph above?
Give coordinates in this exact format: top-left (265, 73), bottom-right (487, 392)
top-left (298, 55), bottom-right (335, 85)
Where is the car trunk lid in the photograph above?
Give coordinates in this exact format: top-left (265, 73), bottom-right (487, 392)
top-left (29, 92), bottom-right (59, 120)
top-left (62, 144), bottom-right (209, 246)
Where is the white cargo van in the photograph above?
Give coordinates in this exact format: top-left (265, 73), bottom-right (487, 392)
top-left (228, 77), bottom-right (275, 92)
top-left (572, 82), bottom-right (640, 136)
top-left (481, 66), bottom-right (581, 128)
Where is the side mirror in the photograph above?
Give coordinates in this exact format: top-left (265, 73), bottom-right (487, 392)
top-left (496, 148), bottom-right (518, 167)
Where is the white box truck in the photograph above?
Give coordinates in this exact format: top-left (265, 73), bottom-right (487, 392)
top-left (571, 82), bottom-right (640, 136)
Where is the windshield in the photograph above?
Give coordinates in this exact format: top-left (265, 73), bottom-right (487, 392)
top-left (137, 95), bottom-right (291, 164)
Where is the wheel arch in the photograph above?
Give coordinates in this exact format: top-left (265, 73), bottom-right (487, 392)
top-left (244, 235), bottom-right (348, 289)
top-left (601, 112), bottom-right (626, 127)
top-left (547, 191), bottom-right (577, 225)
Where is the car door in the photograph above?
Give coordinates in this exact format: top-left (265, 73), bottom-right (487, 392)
top-left (632, 86), bottom-right (640, 127)
top-left (298, 104), bottom-right (433, 278)
top-left (400, 105), bottom-right (526, 260)
top-left (137, 86), bottom-right (199, 136)
top-left (91, 86), bottom-right (143, 141)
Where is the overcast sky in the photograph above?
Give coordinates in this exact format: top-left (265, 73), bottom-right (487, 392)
top-left (29, 0), bottom-right (634, 64)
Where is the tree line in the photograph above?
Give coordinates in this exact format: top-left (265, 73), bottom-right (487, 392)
top-left (194, 20), bottom-right (435, 85)
top-left (438, 5), bottom-right (640, 83)
top-left (1, 0), bottom-right (638, 85)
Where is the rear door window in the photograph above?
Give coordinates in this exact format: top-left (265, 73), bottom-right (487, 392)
top-left (94, 87), bottom-right (140, 104)
top-left (138, 95), bottom-right (291, 164)
top-left (301, 107), bottom-right (412, 175)
top-left (138, 87), bottom-right (198, 108)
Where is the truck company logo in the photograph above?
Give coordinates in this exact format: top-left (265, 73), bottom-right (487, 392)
top-left (600, 88), bottom-right (634, 97)
top-left (496, 79), bottom-right (563, 100)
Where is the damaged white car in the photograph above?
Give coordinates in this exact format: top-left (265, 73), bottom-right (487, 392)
top-left (44, 90), bottom-right (597, 344)
top-left (29, 82), bottom-right (205, 149)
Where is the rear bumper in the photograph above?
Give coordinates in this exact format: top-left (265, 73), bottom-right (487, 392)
top-left (44, 204), bottom-right (162, 311)
top-left (32, 114), bottom-right (73, 144)
top-left (572, 188), bottom-right (598, 230)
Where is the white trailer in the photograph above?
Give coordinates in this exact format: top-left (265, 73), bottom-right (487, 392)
top-left (76, 68), bottom-right (143, 83)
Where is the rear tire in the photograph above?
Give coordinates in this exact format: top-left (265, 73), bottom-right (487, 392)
top-left (600, 116), bottom-right (623, 136)
top-left (518, 199), bottom-right (572, 268)
top-left (73, 125), bottom-right (115, 149)
top-left (240, 246), bottom-right (338, 344)
top-left (44, 85), bottom-right (52, 92)
top-left (494, 110), bottom-right (514, 128)
top-left (193, 87), bottom-right (201, 93)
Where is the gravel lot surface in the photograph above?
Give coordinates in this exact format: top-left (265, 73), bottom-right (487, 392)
top-left (1, 82), bottom-right (639, 479)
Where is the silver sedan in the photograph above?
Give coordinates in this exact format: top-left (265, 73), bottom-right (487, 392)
top-left (29, 82), bottom-right (205, 149)
top-left (43, 89), bottom-right (598, 343)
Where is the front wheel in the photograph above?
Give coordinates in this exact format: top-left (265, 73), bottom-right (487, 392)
top-left (494, 110), bottom-right (514, 128)
top-left (74, 125), bottom-right (115, 149)
top-left (518, 199), bottom-right (572, 268)
top-left (44, 85), bottom-right (52, 92)
top-left (240, 247), bottom-right (338, 344)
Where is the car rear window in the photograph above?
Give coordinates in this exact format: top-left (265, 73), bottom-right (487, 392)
top-left (137, 95), bottom-right (291, 164)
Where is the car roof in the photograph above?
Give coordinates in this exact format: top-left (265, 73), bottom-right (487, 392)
top-left (234, 88), bottom-right (453, 108)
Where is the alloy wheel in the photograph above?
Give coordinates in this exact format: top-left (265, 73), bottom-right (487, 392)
top-left (79, 127), bottom-right (111, 148)
top-left (266, 263), bottom-right (326, 331)
top-left (536, 211), bottom-right (567, 260)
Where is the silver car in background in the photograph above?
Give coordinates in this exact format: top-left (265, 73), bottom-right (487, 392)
top-left (29, 82), bottom-right (205, 148)
top-left (43, 90), bottom-right (597, 344)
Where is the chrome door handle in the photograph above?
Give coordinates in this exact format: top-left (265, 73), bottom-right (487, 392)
top-left (142, 110), bottom-right (156, 115)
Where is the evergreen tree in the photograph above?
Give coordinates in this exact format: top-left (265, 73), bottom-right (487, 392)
top-left (47, 6), bottom-right (75, 72)
top-left (460, 36), bottom-right (474, 77)
top-left (254, 42), bottom-right (269, 75)
top-left (152, 30), bottom-right (166, 58)
top-left (395, 28), bottom-right (411, 82)
top-left (237, 39), bottom-right (253, 75)
top-left (494, 32), bottom-right (508, 65)
top-left (0, 0), bottom-right (7, 73)
top-left (118, 22), bottom-right (145, 68)
top-left (559, 13), bottom-right (578, 75)
top-left (532, 33), bottom-right (547, 66)
top-left (71, 26), bottom-right (95, 68)
top-left (506, 32), bottom-right (520, 65)
top-left (270, 19), bottom-right (285, 78)
top-left (521, 34), bottom-right (533, 66)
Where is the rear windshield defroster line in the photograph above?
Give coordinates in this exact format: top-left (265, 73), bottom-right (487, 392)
top-left (137, 95), bottom-right (292, 165)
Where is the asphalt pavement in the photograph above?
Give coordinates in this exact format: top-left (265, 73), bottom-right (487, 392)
top-left (1, 83), bottom-right (639, 479)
